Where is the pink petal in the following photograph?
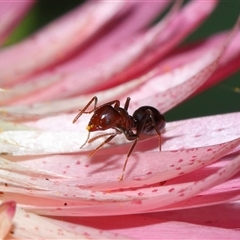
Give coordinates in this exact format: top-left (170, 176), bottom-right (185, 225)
top-left (161, 155), bottom-right (240, 210)
top-left (0, 1), bottom-right (35, 45)
top-left (0, 0), bottom-right (125, 86)
top-left (105, 0), bottom-right (218, 90)
top-left (3, 151), bottom-right (239, 217)
top-left (61, 0), bottom-right (217, 93)
top-left (154, 31), bottom-right (240, 83)
top-left (194, 33), bottom-right (240, 94)
top-left (3, 138), bottom-right (237, 189)
top-left (154, 28), bottom-right (240, 96)
top-left (2, 16), bottom-right (238, 115)
top-left (11, 207), bottom-right (130, 239)
top-left (0, 0), bottom-right (218, 104)
top-left (64, 203), bottom-right (240, 239)
top-left (0, 27), bottom-right (234, 117)
top-left (1, 112), bottom-right (240, 216)
top-left (0, 77), bottom-right (144, 120)
top-left (0, 156), bottom-right (67, 190)
top-left (0, 201), bottom-right (16, 239)
top-left (0, 0), bottom-right (180, 104)
top-left (55, 1), bottom-right (171, 71)
top-left (126, 17), bottom-right (240, 113)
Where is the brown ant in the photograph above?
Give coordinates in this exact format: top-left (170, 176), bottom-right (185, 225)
top-left (73, 96), bottom-right (166, 181)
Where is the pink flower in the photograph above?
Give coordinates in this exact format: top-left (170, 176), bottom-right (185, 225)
top-left (0, 0), bottom-right (240, 239)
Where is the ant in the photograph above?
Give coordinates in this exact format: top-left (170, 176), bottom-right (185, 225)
top-left (73, 96), bottom-right (166, 181)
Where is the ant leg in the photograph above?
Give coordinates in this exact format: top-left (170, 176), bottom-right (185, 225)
top-left (97, 100), bottom-right (121, 109)
top-left (89, 133), bottom-right (117, 157)
top-left (124, 97), bottom-right (131, 111)
top-left (158, 133), bottom-right (162, 151)
top-left (138, 109), bottom-right (163, 151)
top-left (73, 97), bottom-right (124, 124)
top-left (81, 131), bottom-right (117, 151)
top-left (88, 132), bottom-right (117, 143)
top-left (138, 110), bottom-right (165, 184)
top-left (147, 111), bottom-right (162, 151)
top-left (73, 98), bottom-right (122, 124)
top-left (119, 138), bottom-right (138, 181)
top-left (80, 131), bottom-right (91, 149)
top-left (73, 96), bottom-right (98, 123)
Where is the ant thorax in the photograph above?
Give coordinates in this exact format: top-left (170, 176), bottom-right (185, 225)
top-left (114, 107), bottom-right (134, 129)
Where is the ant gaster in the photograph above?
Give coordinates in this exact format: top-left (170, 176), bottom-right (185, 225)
top-left (73, 96), bottom-right (166, 181)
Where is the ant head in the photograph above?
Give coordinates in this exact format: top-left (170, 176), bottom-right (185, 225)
top-left (87, 105), bottom-right (120, 131)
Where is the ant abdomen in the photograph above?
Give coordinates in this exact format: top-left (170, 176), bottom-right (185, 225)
top-left (133, 106), bottom-right (166, 135)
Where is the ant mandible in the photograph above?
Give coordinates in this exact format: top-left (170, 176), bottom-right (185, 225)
top-left (73, 96), bottom-right (166, 181)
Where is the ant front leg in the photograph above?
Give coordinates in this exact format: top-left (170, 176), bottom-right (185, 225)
top-left (73, 96), bottom-right (99, 149)
top-left (88, 133), bottom-right (118, 157)
top-left (73, 97), bottom-right (123, 124)
top-left (73, 96), bottom-right (98, 124)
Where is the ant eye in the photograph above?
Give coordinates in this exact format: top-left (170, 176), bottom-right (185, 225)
top-left (105, 118), bottom-right (111, 124)
top-left (100, 118), bottom-right (111, 126)
top-left (100, 114), bottom-right (111, 125)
